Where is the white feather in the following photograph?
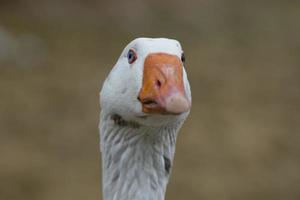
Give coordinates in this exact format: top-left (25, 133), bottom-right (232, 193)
top-left (99, 37), bottom-right (191, 200)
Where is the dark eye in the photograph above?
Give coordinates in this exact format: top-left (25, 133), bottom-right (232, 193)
top-left (127, 49), bottom-right (137, 64)
top-left (181, 52), bottom-right (185, 63)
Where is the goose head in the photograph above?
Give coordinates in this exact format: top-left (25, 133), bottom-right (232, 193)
top-left (100, 38), bottom-right (191, 127)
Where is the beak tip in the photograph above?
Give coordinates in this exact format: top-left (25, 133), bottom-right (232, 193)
top-left (165, 94), bottom-right (191, 114)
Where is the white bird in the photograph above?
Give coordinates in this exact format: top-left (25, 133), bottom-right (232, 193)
top-left (99, 38), bottom-right (192, 200)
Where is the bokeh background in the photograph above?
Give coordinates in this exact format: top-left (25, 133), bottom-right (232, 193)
top-left (0, 0), bottom-right (299, 199)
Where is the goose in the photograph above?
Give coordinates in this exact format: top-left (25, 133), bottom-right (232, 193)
top-left (99, 37), bottom-right (192, 200)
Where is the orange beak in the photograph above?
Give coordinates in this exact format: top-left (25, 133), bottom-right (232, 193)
top-left (138, 53), bottom-right (191, 115)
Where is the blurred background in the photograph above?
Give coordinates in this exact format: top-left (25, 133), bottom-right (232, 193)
top-left (0, 0), bottom-right (299, 199)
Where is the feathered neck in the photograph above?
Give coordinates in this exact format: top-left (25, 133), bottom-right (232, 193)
top-left (99, 112), bottom-right (183, 200)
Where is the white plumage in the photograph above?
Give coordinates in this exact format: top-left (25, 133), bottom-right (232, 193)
top-left (99, 38), bottom-right (191, 200)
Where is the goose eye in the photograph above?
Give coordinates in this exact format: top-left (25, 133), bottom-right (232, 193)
top-left (181, 52), bottom-right (185, 63)
top-left (127, 49), bottom-right (137, 64)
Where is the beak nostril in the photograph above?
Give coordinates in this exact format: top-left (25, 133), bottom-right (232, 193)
top-left (156, 80), bottom-right (162, 88)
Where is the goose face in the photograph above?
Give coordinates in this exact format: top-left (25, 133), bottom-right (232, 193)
top-left (100, 38), bottom-right (191, 126)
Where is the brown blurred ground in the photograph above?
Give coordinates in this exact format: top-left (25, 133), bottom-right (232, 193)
top-left (0, 0), bottom-right (299, 200)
